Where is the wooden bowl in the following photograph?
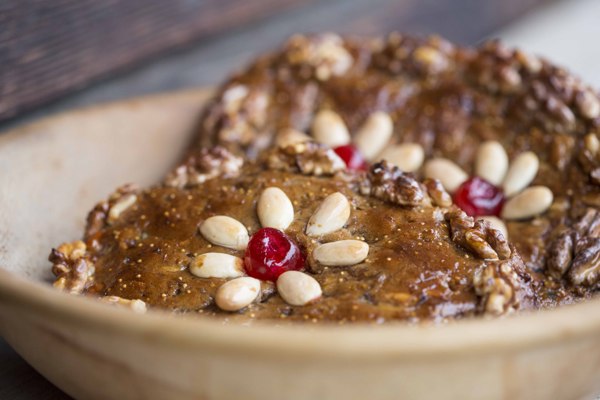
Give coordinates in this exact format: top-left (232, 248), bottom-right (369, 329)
top-left (1, 89), bottom-right (599, 400)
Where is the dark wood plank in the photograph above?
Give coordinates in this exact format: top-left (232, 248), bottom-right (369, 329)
top-left (0, 0), bottom-right (314, 121)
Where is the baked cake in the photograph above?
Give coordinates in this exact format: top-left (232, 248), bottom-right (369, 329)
top-left (50, 33), bottom-right (600, 323)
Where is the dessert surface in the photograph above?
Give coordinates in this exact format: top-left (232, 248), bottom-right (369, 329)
top-left (50, 33), bottom-right (600, 322)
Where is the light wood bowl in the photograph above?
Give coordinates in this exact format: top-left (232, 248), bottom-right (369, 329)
top-left (0, 89), bottom-right (599, 400)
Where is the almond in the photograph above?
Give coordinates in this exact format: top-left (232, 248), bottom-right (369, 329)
top-left (306, 192), bottom-right (350, 236)
top-left (378, 143), bottom-right (424, 172)
top-left (423, 158), bottom-right (468, 193)
top-left (313, 240), bottom-right (369, 266)
top-left (257, 187), bottom-right (294, 230)
top-left (215, 277), bottom-right (261, 312)
top-left (199, 216), bottom-right (249, 250)
top-left (276, 271), bottom-right (322, 306)
top-left (354, 111), bottom-right (394, 160)
top-left (311, 110), bottom-right (350, 147)
top-left (189, 253), bottom-right (245, 279)
top-left (475, 141), bottom-right (508, 186)
top-left (502, 152), bottom-right (539, 197)
top-left (501, 186), bottom-right (553, 220)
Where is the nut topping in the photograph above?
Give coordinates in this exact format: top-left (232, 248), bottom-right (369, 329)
top-left (378, 143), bottom-right (424, 172)
top-left (199, 216), bottom-right (250, 250)
top-left (215, 277), bottom-right (261, 312)
top-left (446, 209), bottom-right (511, 260)
top-left (478, 216), bottom-right (508, 239)
top-left (100, 296), bottom-right (147, 314)
top-left (49, 240), bottom-right (95, 295)
top-left (165, 147), bottom-right (243, 189)
top-left (306, 192), bottom-right (351, 236)
top-left (276, 271), bottom-right (322, 306)
top-left (313, 240), bottom-right (369, 266)
top-left (547, 209), bottom-right (600, 287)
top-left (473, 260), bottom-right (521, 315)
top-left (423, 178), bottom-right (452, 207)
top-left (501, 186), bottom-right (553, 220)
top-left (424, 158), bottom-right (468, 193)
top-left (268, 141), bottom-right (345, 176)
top-left (475, 141), bottom-right (508, 186)
top-left (276, 128), bottom-right (311, 148)
top-left (107, 194), bottom-right (137, 224)
top-left (354, 111), bottom-right (394, 160)
top-left (502, 152), bottom-right (539, 197)
top-left (311, 109), bottom-right (351, 147)
top-left (364, 160), bottom-right (425, 206)
top-left (257, 187), bottom-right (295, 230)
top-left (190, 253), bottom-right (245, 279)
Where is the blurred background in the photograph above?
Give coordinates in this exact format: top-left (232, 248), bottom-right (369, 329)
top-left (1, 0), bottom-right (599, 398)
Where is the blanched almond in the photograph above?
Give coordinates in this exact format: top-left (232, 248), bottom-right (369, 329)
top-left (108, 194), bottom-right (137, 223)
top-left (311, 110), bottom-right (350, 147)
top-left (354, 111), bottom-right (394, 160)
top-left (378, 143), bottom-right (424, 172)
top-left (313, 240), bottom-right (369, 266)
top-left (423, 158), bottom-right (468, 193)
top-left (479, 216), bottom-right (508, 239)
top-left (475, 141), bottom-right (508, 186)
top-left (277, 271), bottom-right (322, 306)
top-left (215, 277), bottom-right (261, 312)
top-left (306, 192), bottom-right (350, 236)
top-left (199, 216), bottom-right (249, 250)
top-left (501, 186), bottom-right (553, 220)
top-left (276, 128), bottom-right (311, 147)
top-left (584, 133), bottom-right (600, 156)
top-left (101, 296), bottom-right (147, 314)
top-left (189, 253), bottom-right (245, 279)
top-left (502, 152), bottom-right (539, 197)
top-left (257, 187), bottom-right (294, 230)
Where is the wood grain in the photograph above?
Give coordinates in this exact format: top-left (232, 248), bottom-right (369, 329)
top-left (0, 0), bottom-right (312, 121)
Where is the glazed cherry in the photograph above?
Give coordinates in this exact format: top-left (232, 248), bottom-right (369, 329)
top-left (453, 176), bottom-right (505, 217)
top-left (244, 227), bottom-right (305, 281)
top-left (333, 144), bottom-right (368, 171)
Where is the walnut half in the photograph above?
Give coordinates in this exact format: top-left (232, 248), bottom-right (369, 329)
top-left (473, 260), bottom-right (522, 316)
top-left (547, 208), bottom-right (600, 287)
top-left (445, 209), bottom-right (511, 260)
top-left (49, 240), bottom-right (95, 295)
top-left (361, 160), bottom-right (425, 206)
top-left (267, 141), bottom-right (346, 176)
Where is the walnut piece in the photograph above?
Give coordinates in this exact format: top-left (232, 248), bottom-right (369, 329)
top-left (85, 184), bottom-right (138, 237)
top-left (267, 141), bottom-right (345, 176)
top-left (423, 178), bottom-right (452, 207)
top-left (547, 208), bottom-right (600, 287)
top-left (473, 260), bottom-right (522, 316)
top-left (49, 240), bottom-right (95, 295)
top-left (165, 147), bottom-right (243, 188)
top-left (445, 209), bottom-right (511, 260)
top-left (362, 160), bottom-right (425, 206)
top-left (284, 33), bottom-right (353, 81)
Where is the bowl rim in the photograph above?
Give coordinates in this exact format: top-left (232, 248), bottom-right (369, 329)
top-left (2, 89), bottom-right (600, 361)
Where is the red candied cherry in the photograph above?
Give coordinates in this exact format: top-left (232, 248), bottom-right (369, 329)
top-left (453, 176), bottom-right (505, 217)
top-left (333, 144), bottom-right (368, 171)
top-left (244, 227), bottom-right (305, 281)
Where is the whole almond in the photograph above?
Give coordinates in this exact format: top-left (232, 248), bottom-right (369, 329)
top-left (101, 296), bottom-right (147, 314)
top-left (584, 133), bottom-right (600, 156)
top-left (311, 110), bottom-right (350, 147)
top-left (108, 194), bottom-right (137, 223)
top-left (502, 152), bottom-right (539, 197)
top-left (423, 158), bottom-right (468, 193)
top-left (215, 277), bottom-right (261, 312)
top-left (479, 216), bottom-right (508, 239)
top-left (475, 141), bottom-right (508, 186)
top-left (354, 111), bottom-right (394, 160)
top-left (276, 271), bottom-right (322, 306)
top-left (306, 192), bottom-right (351, 236)
top-left (257, 187), bottom-right (294, 230)
top-left (501, 186), bottom-right (553, 220)
top-left (199, 216), bottom-right (249, 250)
top-left (189, 253), bottom-right (245, 279)
top-left (378, 143), bottom-right (424, 172)
top-left (276, 128), bottom-right (311, 148)
top-left (313, 240), bottom-right (369, 266)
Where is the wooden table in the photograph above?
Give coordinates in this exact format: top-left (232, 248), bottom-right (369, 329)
top-left (4, 0), bottom-right (599, 398)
